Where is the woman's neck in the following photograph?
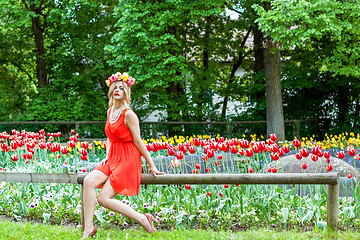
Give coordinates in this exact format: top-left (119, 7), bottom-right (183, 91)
top-left (113, 101), bottom-right (127, 111)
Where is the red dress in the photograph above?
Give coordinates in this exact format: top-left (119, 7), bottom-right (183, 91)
top-left (94, 108), bottom-right (142, 196)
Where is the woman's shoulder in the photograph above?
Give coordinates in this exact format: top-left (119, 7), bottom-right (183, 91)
top-left (124, 108), bottom-right (138, 120)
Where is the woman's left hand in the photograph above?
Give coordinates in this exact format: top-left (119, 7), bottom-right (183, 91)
top-left (149, 167), bottom-right (166, 178)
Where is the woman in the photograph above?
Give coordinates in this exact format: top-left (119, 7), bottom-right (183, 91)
top-left (82, 72), bottom-right (165, 239)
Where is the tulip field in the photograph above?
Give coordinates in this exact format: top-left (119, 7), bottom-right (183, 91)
top-left (1, 129), bottom-right (360, 231)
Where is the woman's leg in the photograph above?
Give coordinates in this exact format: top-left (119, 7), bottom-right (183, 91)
top-left (97, 179), bottom-right (154, 233)
top-left (82, 170), bottom-right (109, 238)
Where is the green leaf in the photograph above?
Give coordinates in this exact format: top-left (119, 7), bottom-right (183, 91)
top-left (94, 210), bottom-right (105, 223)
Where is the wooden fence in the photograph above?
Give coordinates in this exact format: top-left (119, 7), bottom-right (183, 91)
top-left (0, 172), bottom-right (339, 229)
top-left (0, 119), bottom-right (315, 138)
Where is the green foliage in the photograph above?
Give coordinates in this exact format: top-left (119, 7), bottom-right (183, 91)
top-left (253, 0), bottom-right (360, 77)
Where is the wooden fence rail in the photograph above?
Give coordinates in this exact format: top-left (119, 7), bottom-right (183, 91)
top-left (0, 119), bottom-right (315, 138)
top-left (0, 172), bottom-right (339, 229)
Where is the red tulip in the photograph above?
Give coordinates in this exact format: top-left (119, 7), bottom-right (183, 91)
top-left (80, 154), bottom-right (87, 161)
top-left (11, 154), bottom-right (18, 162)
top-left (271, 152), bottom-right (279, 161)
top-left (245, 149), bottom-right (253, 158)
top-left (217, 154), bottom-right (223, 160)
top-left (81, 168), bottom-right (86, 173)
top-left (271, 167), bottom-right (278, 173)
top-left (67, 140), bottom-right (76, 148)
top-left (292, 139), bottom-right (301, 148)
top-left (60, 147), bottom-right (68, 154)
top-left (326, 164), bottom-right (333, 172)
top-left (10, 140), bottom-right (17, 150)
top-left (202, 155), bottom-right (208, 162)
top-left (80, 148), bottom-right (88, 156)
top-left (192, 169), bottom-right (198, 174)
top-left (267, 167), bottom-right (272, 172)
top-left (192, 138), bottom-right (200, 147)
top-left (282, 145), bottom-right (290, 154)
top-left (188, 146), bottom-right (195, 154)
top-left (337, 151), bottom-right (345, 159)
top-left (324, 151), bottom-right (331, 159)
top-left (311, 146), bottom-right (319, 155)
top-left (311, 154), bottom-right (318, 162)
top-left (219, 192), bottom-right (223, 197)
top-left (347, 146), bottom-right (356, 156)
top-left (302, 162), bottom-right (307, 170)
top-left (38, 141), bottom-right (46, 149)
top-left (239, 139), bottom-right (249, 149)
top-left (347, 174), bottom-right (352, 179)
top-left (71, 129), bottom-right (75, 134)
top-left (278, 148), bottom-right (284, 157)
top-left (300, 148), bottom-right (309, 158)
top-left (238, 149), bottom-right (245, 156)
top-left (81, 142), bottom-right (89, 149)
top-left (269, 144), bottom-right (279, 153)
top-left (195, 164), bottom-right (201, 169)
top-left (224, 184), bottom-right (229, 188)
top-left (176, 151), bottom-right (184, 160)
top-left (248, 167), bottom-right (253, 173)
top-left (270, 134), bottom-right (277, 142)
top-left (206, 168), bottom-right (211, 173)
top-left (295, 153), bottom-right (302, 160)
top-left (219, 142), bottom-right (228, 152)
top-left (207, 192), bottom-right (211, 196)
top-left (207, 149), bottom-right (215, 158)
top-left (177, 143), bottom-right (185, 152)
top-left (217, 137), bottom-right (224, 143)
top-left (162, 142), bottom-right (169, 150)
top-left (266, 139), bottom-right (274, 145)
top-left (251, 144), bottom-right (260, 154)
top-left (230, 138), bottom-right (238, 146)
top-left (230, 145), bottom-right (238, 154)
top-left (185, 184), bottom-right (191, 190)
top-left (167, 147), bottom-right (175, 156)
top-left (17, 139), bottom-right (24, 147)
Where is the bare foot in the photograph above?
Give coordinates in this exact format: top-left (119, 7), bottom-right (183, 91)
top-left (82, 226), bottom-right (97, 239)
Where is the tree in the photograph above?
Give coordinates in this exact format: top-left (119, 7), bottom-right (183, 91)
top-left (253, 0), bottom-right (360, 77)
top-left (254, 0), bottom-right (360, 135)
top-left (107, 0), bottom-right (242, 135)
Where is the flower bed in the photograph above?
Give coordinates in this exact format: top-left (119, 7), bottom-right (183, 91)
top-left (0, 129), bottom-right (359, 230)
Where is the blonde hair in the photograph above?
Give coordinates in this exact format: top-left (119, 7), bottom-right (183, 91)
top-left (108, 80), bottom-right (131, 107)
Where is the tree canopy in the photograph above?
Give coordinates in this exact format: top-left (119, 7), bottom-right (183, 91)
top-left (1, 0), bottom-right (359, 138)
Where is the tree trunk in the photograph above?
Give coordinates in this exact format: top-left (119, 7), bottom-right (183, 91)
top-left (30, 4), bottom-right (47, 88)
top-left (262, 2), bottom-right (285, 141)
top-left (253, 23), bottom-right (265, 73)
top-left (263, 37), bottom-right (285, 141)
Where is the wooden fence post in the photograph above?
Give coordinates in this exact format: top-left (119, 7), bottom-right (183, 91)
top-left (327, 172), bottom-right (339, 229)
top-left (80, 183), bottom-right (85, 230)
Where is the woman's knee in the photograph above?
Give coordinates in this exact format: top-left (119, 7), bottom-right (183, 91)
top-left (97, 193), bottom-right (108, 207)
top-left (83, 174), bottom-right (97, 189)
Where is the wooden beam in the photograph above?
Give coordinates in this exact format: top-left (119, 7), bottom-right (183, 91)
top-left (0, 172), bottom-right (78, 184)
top-left (77, 173), bottom-right (338, 185)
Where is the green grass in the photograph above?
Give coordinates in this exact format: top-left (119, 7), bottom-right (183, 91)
top-left (0, 219), bottom-right (359, 240)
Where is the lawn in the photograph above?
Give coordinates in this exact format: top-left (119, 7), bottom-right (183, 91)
top-left (0, 218), bottom-right (359, 240)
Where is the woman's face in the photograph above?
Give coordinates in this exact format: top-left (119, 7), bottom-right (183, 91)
top-left (112, 81), bottom-right (125, 101)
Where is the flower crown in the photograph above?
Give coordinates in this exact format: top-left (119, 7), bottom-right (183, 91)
top-left (106, 72), bottom-right (136, 87)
